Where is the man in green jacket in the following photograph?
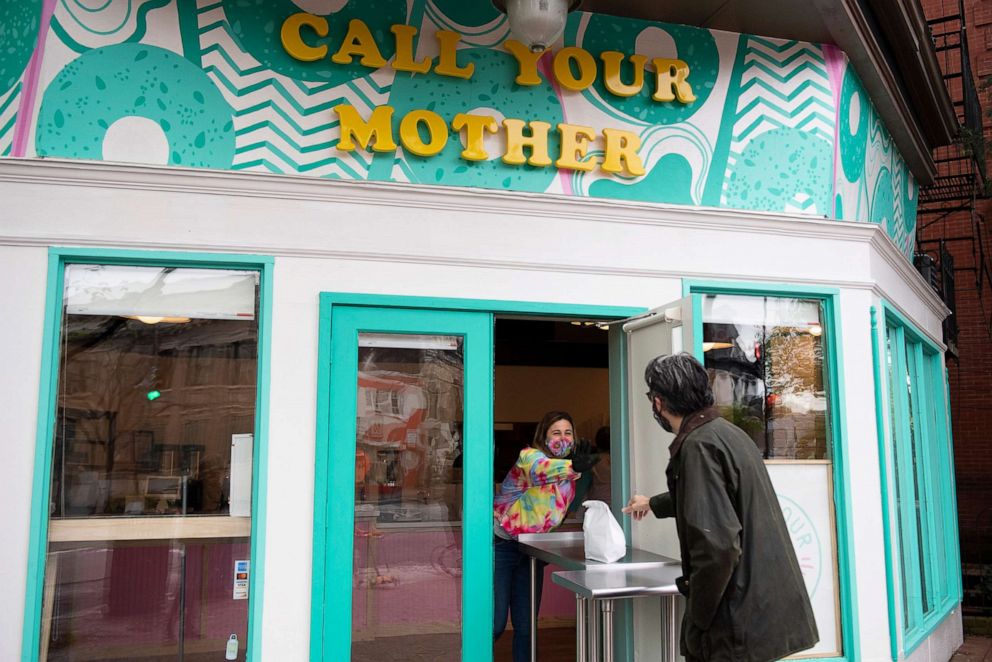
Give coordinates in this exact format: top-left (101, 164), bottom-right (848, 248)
top-left (623, 353), bottom-right (818, 662)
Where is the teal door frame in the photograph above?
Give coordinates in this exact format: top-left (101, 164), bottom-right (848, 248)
top-left (309, 293), bottom-right (644, 662)
top-left (23, 248), bottom-right (273, 662)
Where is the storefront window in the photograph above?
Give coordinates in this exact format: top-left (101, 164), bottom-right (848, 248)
top-left (40, 264), bottom-right (259, 661)
top-left (701, 294), bottom-right (829, 459)
top-left (884, 315), bottom-right (956, 647)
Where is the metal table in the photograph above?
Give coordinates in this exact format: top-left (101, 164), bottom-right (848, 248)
top-left (517, 532), bottom-right (680, 662)
top-left (553, 565), bottom-right (683, 662)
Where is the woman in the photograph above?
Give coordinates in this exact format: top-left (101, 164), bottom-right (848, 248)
top-left (493, 410), bottom-right (597, 662)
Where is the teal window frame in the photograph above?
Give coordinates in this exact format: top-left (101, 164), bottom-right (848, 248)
top-left (873, 301), bottom-right (961, 659)
top-left (22, 247), bottom-right (274, 662)
top-left (309, 292), bottom-right (645, 662)
top-left (681, 279), bottom-right (860, 662)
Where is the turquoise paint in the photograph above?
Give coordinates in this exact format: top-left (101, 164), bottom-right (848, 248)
top-left (20, 252), bottom-right (64, 662)
top-left (309, 295), bottom-right (334, 661)
top-left (871, 167), bottom-right (895, 231)
top-left (940, 367), bottom-right (963, 603)
top-left (21, 248), bottom-right (273, 662)
top-left (838, 67), bottom-right (868, 184)
top-left (607, 322), bottom-right (638, 662)
top-left (702, 35), bottom-right (749, 207)
top-left (682, 278), bottom-right (841, 298)
top-left (36, 43), bottom-right (236, 167)
top-left (0, 0), bottom-right (41, 92)
top-left (869, 307), bottom-right (899, 662)
top-left (247, 259), bottom-right (274, 662)
top-left (820, 293), bottom-right (862, 662)
top-left (723, 128), bottom-right (833, 214)
top-left (316, 305), bottom-right (493, 661)
top-left (177, 0), bottom-right (204, 68)
top-left (684, 279), bottom-right (860, 662)
top-left (579, 16), bottom-right (719, 125)
top-left (320, 292), bottom-right (644, 319)
top-left (589, 152), bottom-right (695, 204)
top-left (388, 46), bottom-right (562, 192)
top-left (690, 292), bottom-right (703, 359)
top-left (221, 0), bottom-right (406, 84)
top-left (880, 301), bottom-right (960, 657)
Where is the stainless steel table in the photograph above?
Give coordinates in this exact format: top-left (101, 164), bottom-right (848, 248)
top-left (516, 532), bottom-right (680, 662)
top-left (553, 565), bottom-right (683, 662)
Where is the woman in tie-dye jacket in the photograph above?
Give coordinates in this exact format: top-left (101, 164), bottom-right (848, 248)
top-left (492, 410), bottom-right (599, 662)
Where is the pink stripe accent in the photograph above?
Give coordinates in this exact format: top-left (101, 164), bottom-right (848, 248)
top-left (539, 50), bottom-right (576, 196)
top-left (12, 0), bottom-right (57, 157)
top-left (823, 44), bottom-right (845, 214)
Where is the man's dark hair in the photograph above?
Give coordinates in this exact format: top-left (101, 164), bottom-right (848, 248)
top-left (644, 352), bottom-right (714, 416)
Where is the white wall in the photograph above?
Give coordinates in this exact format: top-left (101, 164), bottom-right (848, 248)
top-left (0, 246), bottom-right (49, 657)
top-left (0, 159), bottom-right (956, 661)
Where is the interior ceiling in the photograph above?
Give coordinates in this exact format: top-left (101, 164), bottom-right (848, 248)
top-left (579, 0), bottom-right (836, 44)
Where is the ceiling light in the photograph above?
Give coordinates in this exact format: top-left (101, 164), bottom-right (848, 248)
top-left (493, 0), bottom-right (582, 53)
top-left (702, 342), bottom-right (735, 352)
top-left (127, 315), bottom-right (192, 325)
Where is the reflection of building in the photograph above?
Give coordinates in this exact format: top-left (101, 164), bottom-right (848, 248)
top-left (54, 316), bottom-right (257, 517)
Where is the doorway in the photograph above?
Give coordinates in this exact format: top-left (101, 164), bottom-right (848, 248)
top-left (492, 317), bottom-right (613, 662)
top-left (311, 295), bottom-right (643, 662)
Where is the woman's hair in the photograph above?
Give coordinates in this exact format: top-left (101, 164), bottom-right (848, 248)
top-left (531, 410), bottom-right (574, 456)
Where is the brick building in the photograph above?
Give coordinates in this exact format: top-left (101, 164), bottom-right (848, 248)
top-left (917, 0), bottom-right (992, 624)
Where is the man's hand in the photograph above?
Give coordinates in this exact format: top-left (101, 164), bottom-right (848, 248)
top-left (622, 494), bottom-right (651, 521)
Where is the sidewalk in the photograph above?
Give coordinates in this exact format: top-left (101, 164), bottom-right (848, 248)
top-left (953, 635), bottom-right (992, 661)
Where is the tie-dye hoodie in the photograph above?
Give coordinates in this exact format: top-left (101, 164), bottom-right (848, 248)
top-left (494, 447), bottom-right (580, 537)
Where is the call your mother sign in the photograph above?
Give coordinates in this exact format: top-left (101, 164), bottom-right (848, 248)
top-left (16, 0), bottom-right (917, 256)
top-left (281, 13), bottom-right (699, 176)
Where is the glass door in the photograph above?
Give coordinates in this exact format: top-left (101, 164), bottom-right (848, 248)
top-left (321, 306), bottom-right (493, 662)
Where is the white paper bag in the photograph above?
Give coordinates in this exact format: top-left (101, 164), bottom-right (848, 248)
top-left (582, 500), bottom-right (626, 563)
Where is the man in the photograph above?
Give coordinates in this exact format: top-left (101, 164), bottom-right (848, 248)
top-left (623, 353), bottom-right (818, 662)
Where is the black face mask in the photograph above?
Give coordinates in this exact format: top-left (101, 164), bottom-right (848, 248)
top-left (652, 399), bottom-right (674, 433)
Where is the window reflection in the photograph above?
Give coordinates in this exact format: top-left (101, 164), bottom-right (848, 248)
top-left (43, 264), bottom-right (259, 662)
top-left (701, 295), bottom-right (829, 459)
top-left (352, 333), bottom-right (465, 661)
top-left (51, 266), bottom-right (259, 518)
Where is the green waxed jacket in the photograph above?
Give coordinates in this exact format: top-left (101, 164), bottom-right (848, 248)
top-left (648, 408), bottom-right (819, 662)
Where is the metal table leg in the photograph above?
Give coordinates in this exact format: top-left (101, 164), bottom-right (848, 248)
top-left (661, 595), bottom-right (678, 662)
top-left (600, 599), bottom-right (614, 662)
top-left (530, 557), bottom-right (538, 662)
top-left (576, 596), bottom-right (588, 662)
top-left (588, 598), bottom-right (600, 661)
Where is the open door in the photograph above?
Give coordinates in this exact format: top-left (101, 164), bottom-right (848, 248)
top-left (620, 298), bottom-right (694, 662)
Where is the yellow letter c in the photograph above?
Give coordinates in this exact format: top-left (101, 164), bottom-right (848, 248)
top-left (281, 13), bottom-right (329, 62)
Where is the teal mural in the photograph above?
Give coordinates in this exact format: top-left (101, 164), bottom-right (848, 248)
top-left (36, 44), bottom-right (235, 168)
top-left (0, 0), bottom-right (42, 155)
top-left (15, 0), bottom-right (918, 257)
top-left (834, 66), bottom-right (917, 256)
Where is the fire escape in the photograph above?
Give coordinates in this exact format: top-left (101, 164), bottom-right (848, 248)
top-left (917, 0), bottom-right (992, 359)
top-left (918, 0), bottom-right (992, 619)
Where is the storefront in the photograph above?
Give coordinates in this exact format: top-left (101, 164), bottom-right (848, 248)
top-left (0, 1), bottom-right (962, 661)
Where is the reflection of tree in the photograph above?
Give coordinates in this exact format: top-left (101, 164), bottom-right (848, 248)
top-left (704, 298), bottom-right (828, 460)
top-left (55, 315), bottom-right (258, 517)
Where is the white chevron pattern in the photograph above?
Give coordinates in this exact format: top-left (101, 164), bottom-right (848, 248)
top-left (721, 36), bottom-right (835, 207)
top-left (196, 0), bottom-right (391, 177)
